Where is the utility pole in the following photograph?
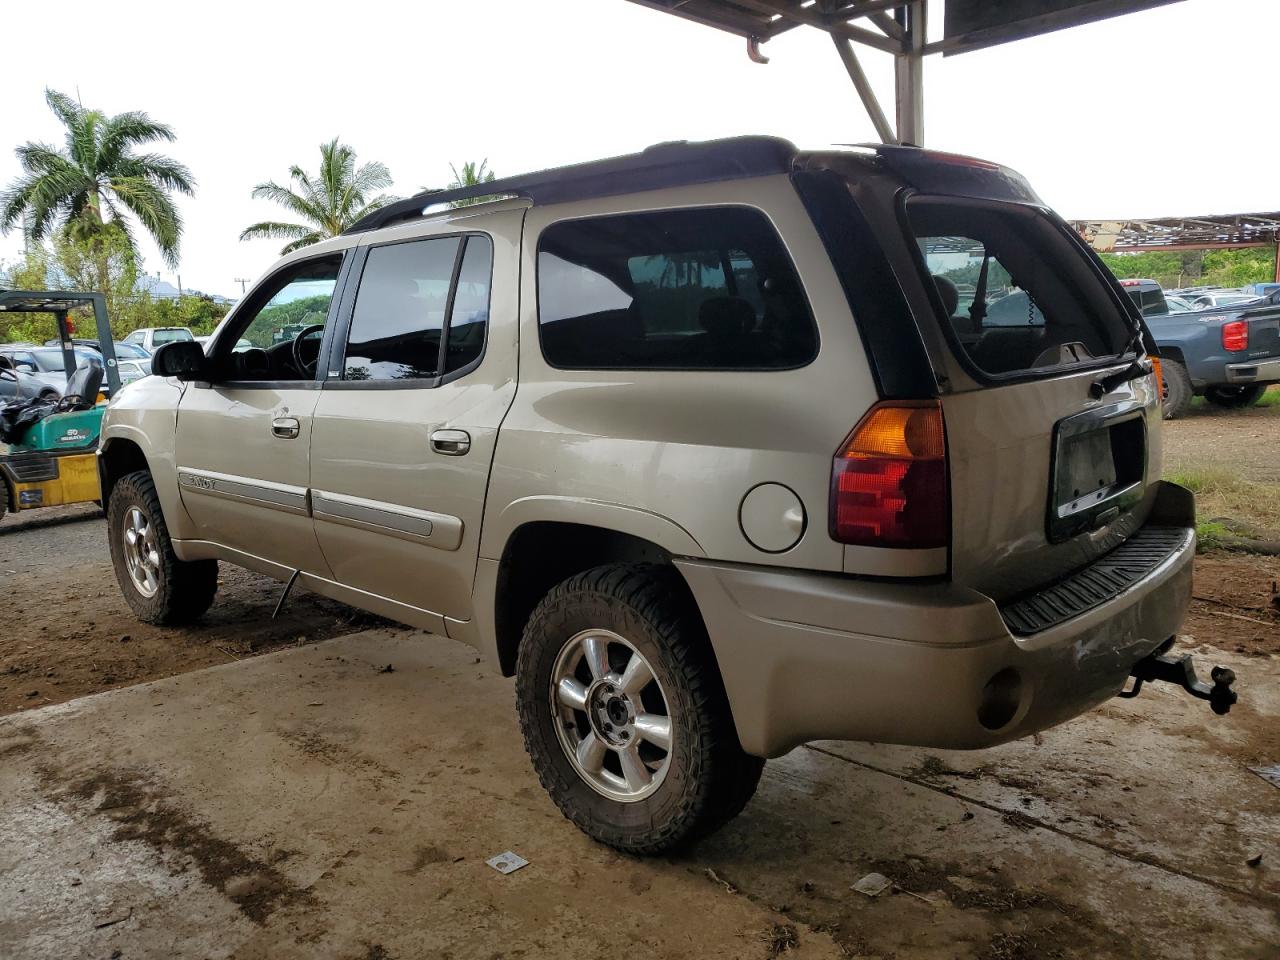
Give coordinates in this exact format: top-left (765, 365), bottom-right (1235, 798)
top-left (234, 278), bottom-right (250, 295)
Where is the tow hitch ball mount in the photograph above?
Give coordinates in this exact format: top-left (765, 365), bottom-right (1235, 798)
top-left (1120, 640), bottom-right (1238, 716)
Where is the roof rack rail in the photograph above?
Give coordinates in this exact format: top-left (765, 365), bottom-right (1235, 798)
top-left (343, 135), bottom-right (797, 235)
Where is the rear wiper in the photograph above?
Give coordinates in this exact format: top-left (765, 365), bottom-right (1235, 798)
top-left (1091, 351), bottom-right (1153, 398)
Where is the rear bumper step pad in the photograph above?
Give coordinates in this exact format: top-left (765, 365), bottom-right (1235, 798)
top-left (1000, 525), bottom-right (1192, 636)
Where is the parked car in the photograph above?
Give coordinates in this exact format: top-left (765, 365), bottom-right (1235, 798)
top-left (0, 344), bottom-right (107, 396)
top-left (101, 137), bottom-right (1214, 853)
top-left (1164, 295), bottom-right (1197, 313)
top-left (43, 338), bottom-right (153, 384)
top-left (0, 359), bottom-right (59, 401)
top-left (1119, 280), bottom-right (1280, 417)
top-left (1190, 291), bottom-right (1261, 310)
top-left (1118, 278), bottom-right (1170, 317)
top-left (122, 327), bottom-right (195, 352)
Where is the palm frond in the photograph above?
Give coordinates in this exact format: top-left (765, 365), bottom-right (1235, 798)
top-left (114, 153), bottom-right (196, 195)
top-left (352, 159), bottom-right (393, 194)
top-left (43, 89), bottom-right (83, 129)
top-left (97, 112), bottom-right (178, 168)
top-left (249, 180), bottom-right (325, 224)
top-left (280, 231), bottom-right (329, 255)
top-left (109, 175), bottom-right (183, 268)
top-left (239, 220), bottom-right (314, 241)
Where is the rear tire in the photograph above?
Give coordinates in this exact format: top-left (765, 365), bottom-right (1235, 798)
top-left (516, 563), bottom-right (763, 854)
top-left (1203, 383), bottom-right (1266, 409)
top-left (1161, 360), bottom-right (1193, 420)
top-left (107, 469), bottom-right (217, 624)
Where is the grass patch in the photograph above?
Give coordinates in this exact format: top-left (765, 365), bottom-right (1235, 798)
top-left (1188, 384), bottom-right (1280, 410)
top-left (1165, 467), bottom-right (1280, 541)
top-left (1194, 520), bottom-right (1234, 552)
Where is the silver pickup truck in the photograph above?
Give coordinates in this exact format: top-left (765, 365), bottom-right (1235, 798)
top-left (99, 137), bottom-right (1233, 853)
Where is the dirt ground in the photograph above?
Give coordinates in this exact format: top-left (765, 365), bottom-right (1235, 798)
top-left (1163, 386), bottom-right (1280, 484)
top-left (0, 504), bottom-right (376, 715)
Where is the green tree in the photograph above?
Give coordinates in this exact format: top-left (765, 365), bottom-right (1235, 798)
top-left (0, 88), bottom-right (195, 274)
top-left (240, 138), bottom-right (396, 254)
top-left (445, 159), bottom-right (496, 207)
top-left (0, 224), bottom-right (139, 341)
top-left (1100, 248), bottom-right (1276, 290)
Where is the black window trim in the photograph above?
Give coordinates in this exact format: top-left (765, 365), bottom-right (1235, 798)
top-left (896, 190), bottom-right (1142, 388)
top-left (534, 202), bottom-right (820, 373)
top-left (322, 230), bottom-right (493, 392)
top-left (196, 248), bottom-right (354, 392)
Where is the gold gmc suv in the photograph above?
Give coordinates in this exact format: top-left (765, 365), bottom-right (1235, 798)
top-left (99, 137), bottom-right (1231, 853)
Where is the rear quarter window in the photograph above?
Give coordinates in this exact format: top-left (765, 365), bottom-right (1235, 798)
top-left (536, 206), bottom-right (817, 370)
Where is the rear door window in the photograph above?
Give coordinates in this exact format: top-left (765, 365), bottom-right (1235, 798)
top-left (342, 235), bottom-right (492, 382)
top-left (908, 198), bottom-right (1133, 377)
top-left (537, 207), bottom-right (816, 370)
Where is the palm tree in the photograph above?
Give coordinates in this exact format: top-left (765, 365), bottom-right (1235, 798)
top-left (240, 138), bottom-right (396, 254)
top-left (445, 159), bottom-right (497, 207)
top-left (0, 89), bottom-right (195, 269)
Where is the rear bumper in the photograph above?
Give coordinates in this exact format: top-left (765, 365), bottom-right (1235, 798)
top-left (1224, 356), bottom-right (1280, 384)
top-left (677, 481), bottom-right (1195, 758)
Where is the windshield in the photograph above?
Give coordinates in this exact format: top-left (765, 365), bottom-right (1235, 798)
top-left (907, 197), bottom-right (1134, 377)
top-left (152, 328), bottom-right (193, 344)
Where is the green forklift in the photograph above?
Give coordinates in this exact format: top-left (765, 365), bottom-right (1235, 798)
top-left (0, 289), bottom-right (121, 520)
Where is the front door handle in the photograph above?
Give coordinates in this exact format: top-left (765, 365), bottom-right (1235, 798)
top-left (430, 428), bottom-right (471, 456)
top-left (272, 417), bottom-right (300, 439)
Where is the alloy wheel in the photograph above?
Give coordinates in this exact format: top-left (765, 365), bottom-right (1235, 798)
top-left (122, 505), bottom-right (161, 598)
top-left (550, 628), bottom-right (673, 802)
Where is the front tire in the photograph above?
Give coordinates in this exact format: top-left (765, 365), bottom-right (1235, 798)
top-left (107, 470), bottom-right (218, 624)
top-left (1203, 383), bottom-right (1266, 409)
top-left (516, 563), bottom-right (763, 854)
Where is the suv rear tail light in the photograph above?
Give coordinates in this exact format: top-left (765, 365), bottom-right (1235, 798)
top-left (830, 401), bottom-right (948, 548)
top-left (1222, 320), bottom-right (1248, 352)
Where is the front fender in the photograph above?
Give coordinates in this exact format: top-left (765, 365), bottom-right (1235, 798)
top-left (99, 377), bottom-right (193, 539)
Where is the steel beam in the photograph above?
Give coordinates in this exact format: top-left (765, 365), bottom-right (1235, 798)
top-left (894, 0), bottom-right (925, 144)
top-left (831, 34), bottom-right (897, 143)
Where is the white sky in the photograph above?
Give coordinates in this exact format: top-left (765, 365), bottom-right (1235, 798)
top-left (1, 0), bottom-right (1276, 297)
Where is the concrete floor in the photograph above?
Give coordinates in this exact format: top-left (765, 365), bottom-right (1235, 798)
top-left (1, 629), bottom-right (1276, 960)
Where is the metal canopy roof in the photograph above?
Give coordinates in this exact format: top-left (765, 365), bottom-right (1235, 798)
top-left (0, 289), bottom-right (106, 313)
top-left (624, 1), bottom-right (1183, 145)
top-left (1071, 213), bottom-right (1280, 253)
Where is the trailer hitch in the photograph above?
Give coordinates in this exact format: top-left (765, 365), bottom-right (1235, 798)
top-left (1119, 641), bottom-right (1238, 715)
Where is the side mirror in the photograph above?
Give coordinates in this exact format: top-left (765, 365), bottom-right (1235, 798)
top-left (152, 340), bottom-right (207, 380)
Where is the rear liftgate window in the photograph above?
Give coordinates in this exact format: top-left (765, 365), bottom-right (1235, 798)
top-left (907, 198), bottom-right (1132, 377)
top-left (537, 207), bottom-right (817, 370)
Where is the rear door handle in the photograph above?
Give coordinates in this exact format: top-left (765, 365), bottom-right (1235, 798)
top-left (430, 429), bottom-right (471, 456)
top-left (272, 417), bottom-right (300, 439)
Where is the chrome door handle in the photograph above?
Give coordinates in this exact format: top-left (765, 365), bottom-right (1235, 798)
top-left (272, 417), bottom-right (300, 439)
top-left (430, 429), bottom-right (471, 456)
